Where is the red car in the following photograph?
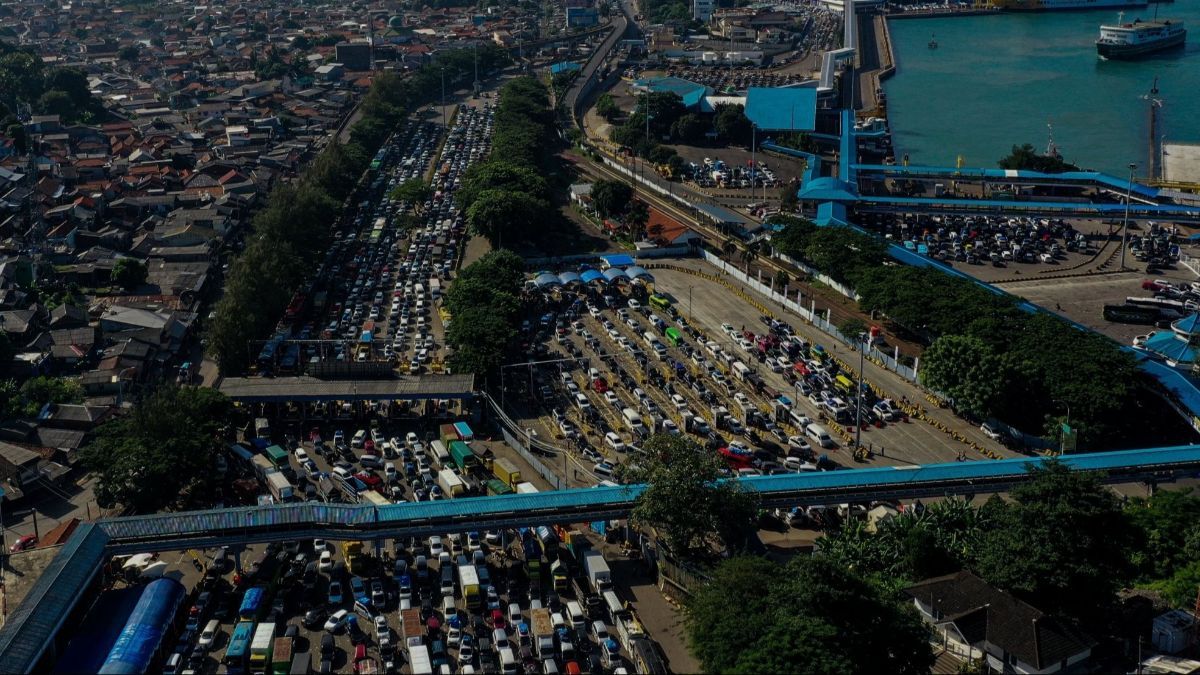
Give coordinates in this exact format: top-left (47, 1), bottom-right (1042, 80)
top-left (10, 534), bottom-right (37, 552)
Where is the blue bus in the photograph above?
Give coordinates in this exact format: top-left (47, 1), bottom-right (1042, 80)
top-left (239, 586), bottom-right (266, 621)
top-left (224, 620), bottom-right (255, 671)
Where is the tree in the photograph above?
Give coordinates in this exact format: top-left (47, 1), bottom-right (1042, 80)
top-left (466, 189), bottom-right (549, 248)
top-left (36, 90), bottom-right (75, 119)
top-left (773, 269), bottom-right (790, 293)
top-left (458, 160), bottom-right (548, 211)
top-left (838, 318), bottom-right (867, 340)
top-left (5, 124), bottom-right (26, 154)
top-left (118, 45), bottom-right (141, 61)
top-left (589, 180), bottom-right (633, 219)
top-left (648, 145), bottom-right (676, 165)
top-left (595, 93), bottom-right (619, 121)
top-left (998, 143), bottom-right (1079, 173)
top-left (974, 461), bottom-right (1138, 631)
top-left (686, 556), bottom-right (934, 674)
top-left (80, 386), bottom-right (233, 512)
top-left (446, 306), bottom-right (517, 374)
top-left (670, 113), bottom-right (707, 144)
top-left (1126, 488), bottom-right (1200, 580)
top-left (918, 335), bottom-right (1012, 418)
top-left (624, 200), bottom-right (649, 241)
top-left (388, 178), bottom-right (431, 210)
top-left (623, 434), bottom-right (759, 559)
top-left (714, 104), bottom-right (752, 145)
top-left (16, 376), bottom-right (83, 418)
top-left (111, 257), bottom-right (148, 290)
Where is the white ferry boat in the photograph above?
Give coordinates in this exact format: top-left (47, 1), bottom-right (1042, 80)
top-left (1096, 14), bottom-right (1186, 58)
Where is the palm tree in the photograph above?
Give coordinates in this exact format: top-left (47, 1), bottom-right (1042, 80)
top-left (774, 269), bottom-right (789, 294)
top-left (741, 240), bottom-right (760, 274)
top-left (721, 238), bottom-right (737, 258)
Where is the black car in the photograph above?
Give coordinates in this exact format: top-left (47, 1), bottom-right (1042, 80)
top-left (303, 608), bottom-right (327, 629)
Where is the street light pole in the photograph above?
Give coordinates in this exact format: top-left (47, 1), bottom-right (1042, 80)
top-left (854, 332), bottom-right (865, 452)
top-left (1120, 162), bottom-right (1136, 270)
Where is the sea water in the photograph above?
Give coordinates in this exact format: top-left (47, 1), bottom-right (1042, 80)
top-left (884, 5), bottom-right (1200, 175)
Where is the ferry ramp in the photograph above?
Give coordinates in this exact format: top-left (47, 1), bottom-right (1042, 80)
top-left (4, 446), bottom-right (1200, 672)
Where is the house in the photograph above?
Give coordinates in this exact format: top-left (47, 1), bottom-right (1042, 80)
top-left (0, 441), bottom-right (50, 502)
top-left (1153, 609), bottom-right (1198, 655)
top-left (645, 207), bottom-right (701, 248)
top-left (904, 571), bottom-right (1094, 674)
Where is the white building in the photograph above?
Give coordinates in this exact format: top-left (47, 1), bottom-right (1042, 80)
top-left (693, 0), bottom-right (715, 22)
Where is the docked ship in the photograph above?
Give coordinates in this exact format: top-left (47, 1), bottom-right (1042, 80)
top-left (1096, 14), bottom-right (1186, 58)
top-left (994, 0), bottom-right (1147, 10)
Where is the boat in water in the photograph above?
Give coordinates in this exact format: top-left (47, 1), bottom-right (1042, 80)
top-left (1096, 13), bottom-right (1186, 58)
top-left (994, 0), bottom-right (1146, 10)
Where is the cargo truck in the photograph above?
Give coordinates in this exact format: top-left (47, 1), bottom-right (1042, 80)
top-left (458, 563), bottom-right (481, 608)
top-left (492, 457), bottom-right (522, 489)
top-left (531, 608), bottom-right (554, 658)
top-left (437, 468), bottom-right (465, 498)
top-left (582, 550), bottom-right (612, 593)
top-left (515, 482), bottom-right (538, 494)
top-left (266, 472), bottom-right (294, 502)
top-left (271, 636), bottom-right (293, 675)
top-left (401, 608), bottom-right (423, 641)
top-left (249, 622), bottom-right (276, 671)
top-left (406, 637), bottom-right (433, 675)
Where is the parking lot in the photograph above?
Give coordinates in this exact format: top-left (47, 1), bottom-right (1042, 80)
top-left (503, 258), bottom-right (1013, 482)
top-left (147, 511), bottom-right (660, 674)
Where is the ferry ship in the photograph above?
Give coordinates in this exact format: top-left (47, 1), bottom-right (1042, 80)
top-left (1096, 14), bottom-right (1186, 58)
top-left (994, 0), bottom-right (1146, 10)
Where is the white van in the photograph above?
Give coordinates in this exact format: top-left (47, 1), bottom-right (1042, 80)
top-left (805, 423), bottom-right (835, 448)
top-left (351, 429), bottom-right (368, 449)
top-left (566, 601), bottom-right (586, 632)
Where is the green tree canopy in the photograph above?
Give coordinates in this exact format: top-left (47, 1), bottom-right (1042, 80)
top-left (388, 178), bottom-right (431, 209)
top-left (670, 113), bottom-right (707, 144)
top-left (686, 555), bottom-right (934, 674)
top-left (458, 160), bottom-right (549, 211)
top-left (465, 189), bottom-right (549, 248)
top-left (16, 376), bottom-right (83, 418)
top-left (974, 461), bottom-right (1137, 631)
top-left (81, 386), bottom-right (233, 513)
top-left (622, 434), bottom-right (758, 559)
top-left (595, 92), bottom-right (620, 121)
top-left (112, 257), bottom-right (148, 290)
top-left (714, 103), bottom-right (753, 145)
top-left (589, 180), bottom-right (632, 219)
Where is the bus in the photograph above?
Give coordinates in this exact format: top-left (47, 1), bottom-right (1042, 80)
top-left (239, 586), bottom-right (266, 620)
top-left (648, 294), bottom-right (671, 311)
top-left (224, 621), bottom-right (255, 669)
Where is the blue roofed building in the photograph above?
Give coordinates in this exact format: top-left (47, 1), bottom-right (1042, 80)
top-left (550, 61), bottom-right (582, 75)
top-left (1135, 313), bottom-right (1200, 370)
top-left (630, 76), bottom-right (713, 110)
top-left (745, 86), bottom-right (817, 132)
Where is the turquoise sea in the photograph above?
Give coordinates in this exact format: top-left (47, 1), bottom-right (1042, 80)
top-left (884, 4), bottom-right (1200, 176)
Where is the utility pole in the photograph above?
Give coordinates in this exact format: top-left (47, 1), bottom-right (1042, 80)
top-left (1120, 162), bottom-right (1136, 270)
top-left (440, 66), bottom-right (447, 130)
top-left (854, 331), bottom-right (868, 453)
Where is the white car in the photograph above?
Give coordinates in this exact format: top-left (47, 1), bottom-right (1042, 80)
top-left (670, 394), bottom-right (687, 410)
top-left (374, 614), bottom-right (389, 640)
top-left (295, 448), bottom-right (309, 462)
top-left (721, 322), bottom-right (736, 336)
top-left (604, 391), bottom-right (620, 406)
top-left (604, 432), bottom-right (626, 452)
top-left (324, 609), bottom-right (350, 632)
top-left (429, 535), bottom-right (445, 557)
top-left (318, 549), bottom-right (333, 572)
top-left (981, 423), bottom-right (1003, 441)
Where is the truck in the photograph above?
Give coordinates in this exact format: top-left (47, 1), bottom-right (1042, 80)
top-left (406, 636), bottom-right (433, 675)
top-left (550, 559), bottom-right (569, 593)
top-left (447, 440), bottom-right (479, 473)
top-left (429, 440), bottom-right (449, 468)
top-left (266, 472), bottom-right (294, 502)
top-left (531, 608), bottom-right (554, 657)
top-left (492, 457), bottom-right (522, 489)
top-left (271, 636), bottom-right (293, 675)
top-left (249, 622), bottom-right (276, 671)
top-left (401, 608), bottom-right (423, 641)
top-left (522, 536), bottom-right (543, 589)
top-left (254, 417), bottom-right (271, 439)
top-left (458, 563), bottom-right (481, 608)
top-left (342, 541), bottom-right (365, 575)
top-left (515, 482), bottom-right (538, 494)
top-left (251, 454), bottom-right (276, 481)
top-left (582, 550), bottom-right (612, 593)
top-left (437, 468), bottom-right (465, 498)
top-left (621, 408), bottom-right (646, 436)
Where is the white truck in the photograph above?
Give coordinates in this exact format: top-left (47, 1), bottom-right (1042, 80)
top-left (531, 608), bottom-right (554, 658)
top-left (732, 361), bottom-right (752, 382)
top-left (582, 550), bottom-right (612, 593)
top-left (406, 637), bottom-right (433, 675)
top-left (266, 472), bottom-right (294, 502)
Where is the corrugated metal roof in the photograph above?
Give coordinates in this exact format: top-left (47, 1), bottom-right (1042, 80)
top-left (0, 523), bottom-right (109, 673)
top-left (744, 86), bottom-right (817, 131)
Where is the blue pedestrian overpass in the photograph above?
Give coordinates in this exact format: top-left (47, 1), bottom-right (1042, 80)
top-left (4, 446), bottom-right (1200, 672)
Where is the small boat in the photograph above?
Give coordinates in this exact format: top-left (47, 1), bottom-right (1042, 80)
top-left (928, 33), bottom-right (939, 48)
